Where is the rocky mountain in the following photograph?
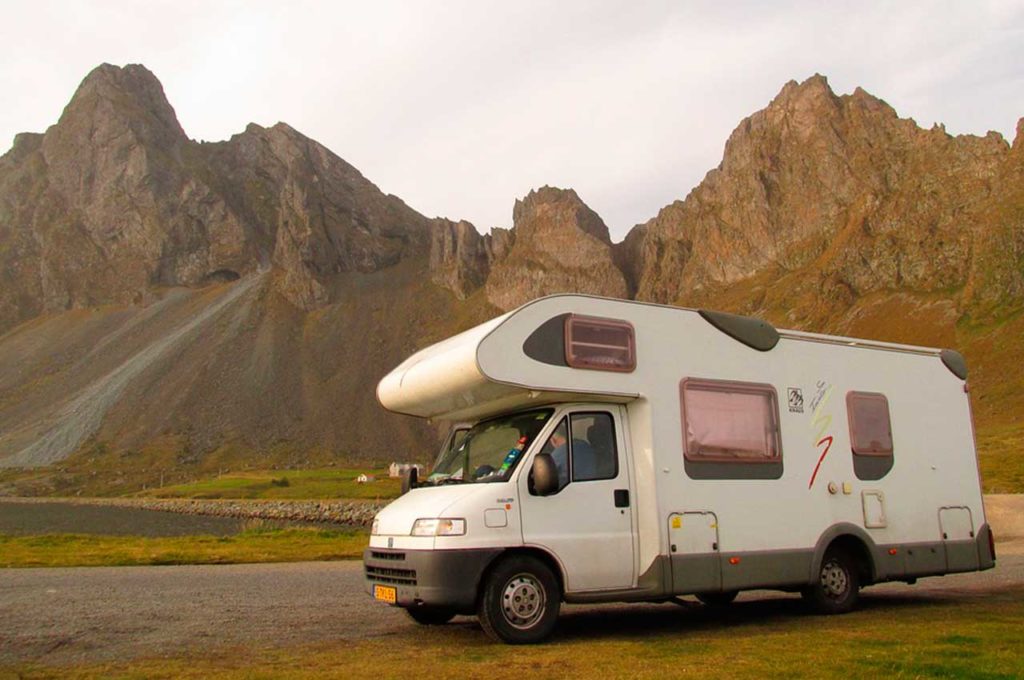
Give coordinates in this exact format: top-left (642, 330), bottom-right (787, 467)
top-left (627, 76), bottom-right (1023, 326)
top-left (0, 64), bottom-right (1021, 493)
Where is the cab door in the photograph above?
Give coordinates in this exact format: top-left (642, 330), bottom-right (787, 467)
top-left (517, 406), bottom-right (636, 592)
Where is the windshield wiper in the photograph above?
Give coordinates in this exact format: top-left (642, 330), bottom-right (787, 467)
top-left (435, 477), bottom-right (467, 485)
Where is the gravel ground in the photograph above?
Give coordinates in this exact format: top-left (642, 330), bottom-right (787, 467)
top-left (2, 554), bottom-right (1022, 667)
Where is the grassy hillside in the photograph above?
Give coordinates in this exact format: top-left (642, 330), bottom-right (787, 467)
top-left (136, 468), bottom-right (401, 501)
top-left (0, 526), bottom-right (367, 568)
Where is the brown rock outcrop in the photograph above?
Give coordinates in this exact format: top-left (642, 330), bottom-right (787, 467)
top-left (485, 187), bottom-right (628, 310)
top-left (0, 64), bottom-right (433, 332)
top-left (428, 218), bottom-right (492, 298)
top-left (201, 121), bottom-right (431, 309)
top-left (630, 75), bottom-right (1020, 329)
top-left (0, 64), bottom-right (249, 329)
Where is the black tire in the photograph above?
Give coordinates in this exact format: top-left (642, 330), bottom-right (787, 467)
top-left (477, 555), bottom-right (561, 644)
top-left (696, 590), bottom-right (738, 606)
top-left (802, 547), bottom-right (860, 614)
top-left (405, 605), bottom-right (456, 625)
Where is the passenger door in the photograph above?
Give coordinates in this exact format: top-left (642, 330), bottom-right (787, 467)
top-left (518, 406), bottom-right (636, 592)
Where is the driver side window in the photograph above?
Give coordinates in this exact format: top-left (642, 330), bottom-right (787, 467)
top-left (537, 412), bottom-right (619, 492)
top-left (540, 418), bottom-right (571, 491)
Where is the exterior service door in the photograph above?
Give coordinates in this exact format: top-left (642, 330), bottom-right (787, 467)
top-left (517, 406), bottom-right (636, 592)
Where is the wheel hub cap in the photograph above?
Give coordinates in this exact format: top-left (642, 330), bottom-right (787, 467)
top-left (820, 559), bottom-right (849, 598)
top-left (501, 573), bottom-right (545, 629)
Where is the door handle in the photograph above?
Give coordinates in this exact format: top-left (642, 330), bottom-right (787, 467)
top-left (614, 489), bottom-right (630, 508)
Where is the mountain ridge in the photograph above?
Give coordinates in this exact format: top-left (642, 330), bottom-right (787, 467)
top-left (0, 64), bottom-right (1021, 492)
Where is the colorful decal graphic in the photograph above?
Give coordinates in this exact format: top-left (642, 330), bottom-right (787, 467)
top-left (808, 381), bottom-right (835, 490)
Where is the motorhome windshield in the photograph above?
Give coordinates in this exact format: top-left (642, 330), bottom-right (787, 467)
top-left (429, 409), bottom-right (553, 484)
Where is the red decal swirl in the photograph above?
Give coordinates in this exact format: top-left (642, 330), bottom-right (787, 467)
top-left (808, 435), bottom-right (834, 490)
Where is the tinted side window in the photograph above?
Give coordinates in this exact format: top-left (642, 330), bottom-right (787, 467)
top-left (570, 412), bottom-right (618, 482)
top-left (539, 418), bottom-right (571, 491)
top-left (847, 392), bottom-right (893, 455)
top-left (679, 378), bottom-right (783, 480)
top-left (847, 391), bottom-right (894, 481)
top-left (681, 379), bottom-right (781, 461)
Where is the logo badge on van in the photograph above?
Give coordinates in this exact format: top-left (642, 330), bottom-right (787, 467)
top-left (787, 388), bottom-right (804, 413)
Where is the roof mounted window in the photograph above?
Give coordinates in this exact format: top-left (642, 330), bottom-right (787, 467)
top-left (564, 314), bottom-right (636, 372)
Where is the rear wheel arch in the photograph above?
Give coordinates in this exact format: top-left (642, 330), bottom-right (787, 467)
top-left (811, 524), bottom-right (878, 585)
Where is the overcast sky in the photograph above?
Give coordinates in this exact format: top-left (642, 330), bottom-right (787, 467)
top-left (2, 1), bottom-right (1022, 240)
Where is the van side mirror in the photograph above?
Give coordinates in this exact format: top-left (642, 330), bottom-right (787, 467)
top-left (401, 467), bottom-right (418, 495)
top-left (531, 453), bottom-right (559, 496)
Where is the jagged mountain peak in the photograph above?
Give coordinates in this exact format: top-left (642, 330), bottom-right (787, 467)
top-left (513, 186), bottom-right (613, 245)
top-left (57, 63), bottom-right (186, 143)
top-left (775, 73), bottom-right (835, 100)
top-left (484, 186), bottom-right (626, 310)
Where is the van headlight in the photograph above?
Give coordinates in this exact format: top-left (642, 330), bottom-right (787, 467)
top-left (411, 518), bottom-right (466, 536)
top-left (371, 518), bottom-right (380, 536)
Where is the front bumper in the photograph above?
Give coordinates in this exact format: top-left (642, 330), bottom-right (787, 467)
top-left (363, 546), bottom-right (502, 613)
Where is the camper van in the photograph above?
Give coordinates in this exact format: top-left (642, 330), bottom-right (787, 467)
top-left (364, 295), bottom-right (995, 644)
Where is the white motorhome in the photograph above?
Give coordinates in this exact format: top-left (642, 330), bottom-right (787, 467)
top-left (364, 295), bottom-right (995, 643)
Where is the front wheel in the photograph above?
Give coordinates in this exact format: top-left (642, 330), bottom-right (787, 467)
top-left (802, 548), bottom-right (860, 614)
top-left (405, 605), bottom-right (456, 625)
top-left (477, 555), bottom-right (560, 644)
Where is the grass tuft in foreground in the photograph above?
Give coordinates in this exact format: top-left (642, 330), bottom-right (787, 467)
top-left (0, 527), bottom-right (368, 568)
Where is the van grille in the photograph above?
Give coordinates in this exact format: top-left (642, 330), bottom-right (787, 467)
top-left (365, 564), bottom-right (417, 585)
top-left (370, 551), bottom-right (406, 561)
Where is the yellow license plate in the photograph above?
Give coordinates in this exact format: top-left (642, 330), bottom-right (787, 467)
top-left (374, 585), bottom-right (397, 604)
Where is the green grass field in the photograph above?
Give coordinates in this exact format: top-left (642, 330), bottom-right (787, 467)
top-left (0, 527), bottom-right (368, 568)
top-left (977, 424), bottom-right (1024, 494)
top-left (136, 468), bottom-right (402, 500)
top-left (8, 586), bottom-right (1024, 679)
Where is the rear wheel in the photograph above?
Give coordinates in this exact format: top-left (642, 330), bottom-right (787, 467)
top-left (802, 548), bottom-right (860, 614)
top-left (405, 606), bottom-right (456, 625)
top-left (477, 555), bottom-right (560, 644)
top-left (697, 591), bottom-right (738, 606)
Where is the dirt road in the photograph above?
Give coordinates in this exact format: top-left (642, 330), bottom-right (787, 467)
top-left (3, 554), bottom-right (1022, 666)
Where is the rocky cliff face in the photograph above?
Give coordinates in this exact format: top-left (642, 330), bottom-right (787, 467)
top-left (0, 65), bottom-right (1021, 478)
top-left (200, 121), bottom-right (432, 308)
top-left (628, 75), bottom-right (1023, 329)
top-left (428, 218), bottom-right (492, 299)
top-left (484, 187), bottom-right (628, 310)
top-left (0, 64), bottom-right (434, 334)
